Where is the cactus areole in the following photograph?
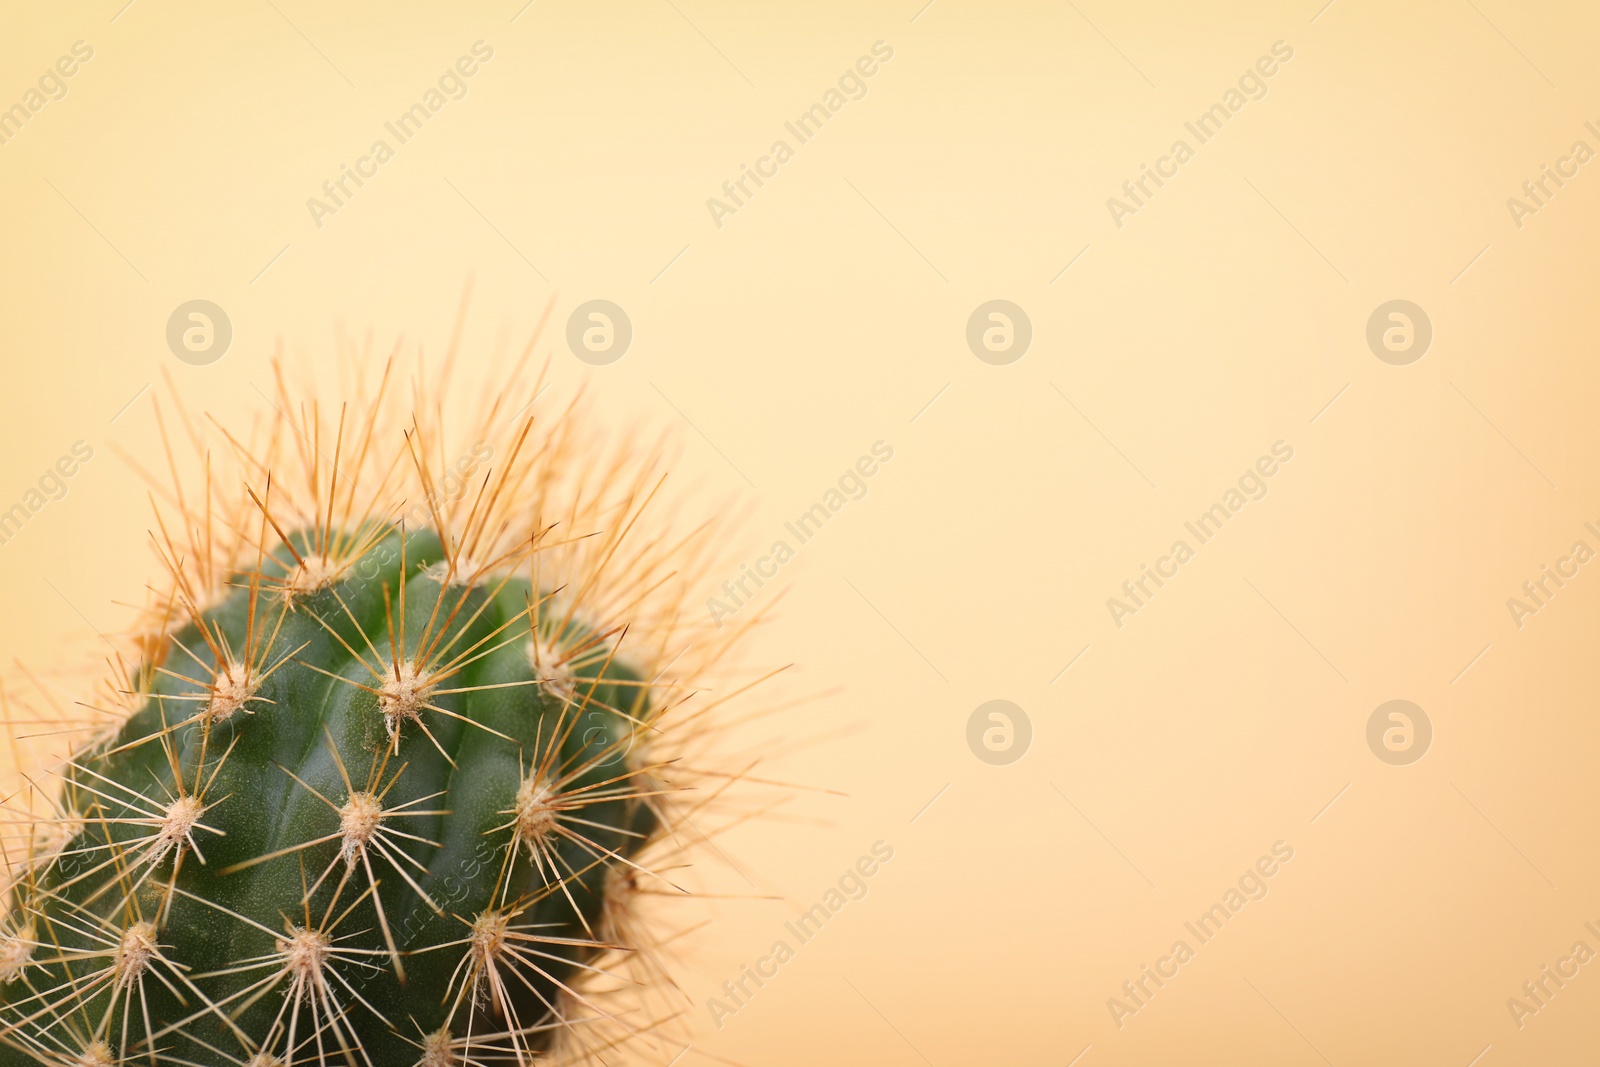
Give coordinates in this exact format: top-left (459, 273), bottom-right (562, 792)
top-left (0, 519), bottom-right (663, 1065)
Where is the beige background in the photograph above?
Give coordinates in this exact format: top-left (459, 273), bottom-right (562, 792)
top-left (3, 1), bottom-right (1600, 1064)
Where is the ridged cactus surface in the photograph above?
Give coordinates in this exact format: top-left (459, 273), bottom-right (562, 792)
top-left (0, 339), bottom-right (758, 1067)
top-left (1, 521), bottom-right (656, 1065)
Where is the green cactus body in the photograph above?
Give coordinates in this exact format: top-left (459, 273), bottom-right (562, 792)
top-left (0, 524), bottom-right (657, 1066)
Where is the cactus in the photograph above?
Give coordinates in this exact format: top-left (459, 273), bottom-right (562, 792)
top-left (0, 343), bottom-right (746, 1066)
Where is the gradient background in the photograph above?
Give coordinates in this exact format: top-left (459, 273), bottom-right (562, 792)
top-left (2, 1), bottom-right (1599, 1064)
